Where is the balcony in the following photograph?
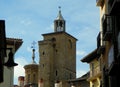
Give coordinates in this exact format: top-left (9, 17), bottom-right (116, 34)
top-left (108, 0), bottom-right (120, 14)
top-left (102, 14), bottom-right (113, 41)
top-left (96, 0), bottom-right (104, 6)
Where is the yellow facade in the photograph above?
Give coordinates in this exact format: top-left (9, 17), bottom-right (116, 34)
top-left (24, 64), bottom-right (38, 85)
top-left (89, 59), bottom-right (101, 87)
top-left (81, 49), bottom-right (101, 87)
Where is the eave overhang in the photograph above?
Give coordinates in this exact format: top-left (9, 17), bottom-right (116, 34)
top-left (81, 49), bottom-right (98, 63)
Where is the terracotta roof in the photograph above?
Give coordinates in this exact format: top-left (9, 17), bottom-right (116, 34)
top-left (6, 37), bottom-right (23, 52)
top-left (68, 72), bottom-right (90, 82)
top-left (7, 37), bottom-right (22, 41)
top-left (42, 31), bottom-right (78, 41)
top-left (81, 49), bottom-right (98, 63)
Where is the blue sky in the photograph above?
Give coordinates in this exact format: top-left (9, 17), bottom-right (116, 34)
top-left (0, 0), bottom-right (100, 84)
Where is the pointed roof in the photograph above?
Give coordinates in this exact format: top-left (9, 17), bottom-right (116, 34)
top-left (6, 37), bottom-right (23, 52)
top-left (56, 6), bottom-right (64, 20)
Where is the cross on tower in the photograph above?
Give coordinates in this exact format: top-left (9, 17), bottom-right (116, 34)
top-left (59, 6), bottom-right (61, 11)
top-left (31, 41), bottom-right (36, 49)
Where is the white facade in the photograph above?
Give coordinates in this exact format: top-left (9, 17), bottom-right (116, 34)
top-left (0, 38), bottom-right (23, 87)
top-left (0, 46), bottom-right (14, 87)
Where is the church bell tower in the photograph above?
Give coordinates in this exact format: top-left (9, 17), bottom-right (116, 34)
top-left (54, 7), bottom-right (65, 32)
top-left (38, 7), bottom-right (77, 87)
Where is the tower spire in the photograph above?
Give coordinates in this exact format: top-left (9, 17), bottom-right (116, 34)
top-left (31, 41), bottom-right (36, 64)
top-left (54, 6), bottom-right (66, 32)
top-left (56, 6), bottom-right (64, 20)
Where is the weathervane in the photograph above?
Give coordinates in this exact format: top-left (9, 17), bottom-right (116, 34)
top-left (31, 41), bottom-right (36, 64)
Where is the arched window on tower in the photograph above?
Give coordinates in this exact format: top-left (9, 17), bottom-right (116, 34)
top-left (70, 73), bottom-right (72, 79)
top-left (56, 70), bottom-right (58, 76)
top-left (68, 39), bottom-right (72, 49)
top-left (28, 74), bottom-right (30, 83)
top-left (59, 21), bottom-right (63, 27)
top-left (33, 74), bottom-right (36, 83)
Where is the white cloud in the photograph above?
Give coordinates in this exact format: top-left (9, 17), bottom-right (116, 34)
top-left (45, 23), bottom-right (54, 33)
top-left (14, 57), bottom-right (28, 84)
top-left (76, 70), bottom-right (88, 78)
top-left (14, 64), bottom-right (25, 77)
top-left (27, 46), bottom-right (32, 53)
top-left (15, 57), bottom-right (28, 65)
top-left (77, 50), bottom-right (87, 56)
top-left (20, 19), bottom-right (32, 26)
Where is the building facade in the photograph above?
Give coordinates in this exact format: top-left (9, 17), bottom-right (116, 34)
top-left (0, 37), bottom-right (23, 87)
top-left (68, 72), bottom-right (89, 87)
top-left (81, 49), bottom-right (101, 87)
top-left (96, 0), bottom-right (120, 87)
top-left (24, 46), bottom-right (38, 87)
top-left (18, 76), bottom-right (25, 87)
top-left (38, 8), bottom-right (77, 87)
top-left (0, 20), bottom-right (23, 87)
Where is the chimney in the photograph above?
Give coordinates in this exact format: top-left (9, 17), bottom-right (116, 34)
top-left (18, 76), bottom-right (24, 87)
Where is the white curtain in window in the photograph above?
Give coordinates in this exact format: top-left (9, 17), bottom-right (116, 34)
top-left (108, 45), bottom-right (114, 67)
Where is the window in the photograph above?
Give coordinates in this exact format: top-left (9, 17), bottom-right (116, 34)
top-left (108, 45), bottom-right (114, 67)
top-left (68, 39), bottom-right (72, 49)
top-left (33, 74), bottom-right (36, 83)
top-left (52, 37), bottom-right (56, 47)
top-left (90, 63), bottom-right (94, 76)
top-left (70, 73), bottom-right (72, 79)
top-left (42, 51), bottom-right (45, 55)
top-left (56, 70), bottom-right (58, 76)
top-left (28, 74), bottom-right (30, 83)
top-left (59, 21), bottom-right (63, 27)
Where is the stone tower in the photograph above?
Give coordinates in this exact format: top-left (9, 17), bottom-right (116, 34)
top-left (38, 7), bottom-right (77, 87)
top-left (24, 42), bottom-right (38, 87)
